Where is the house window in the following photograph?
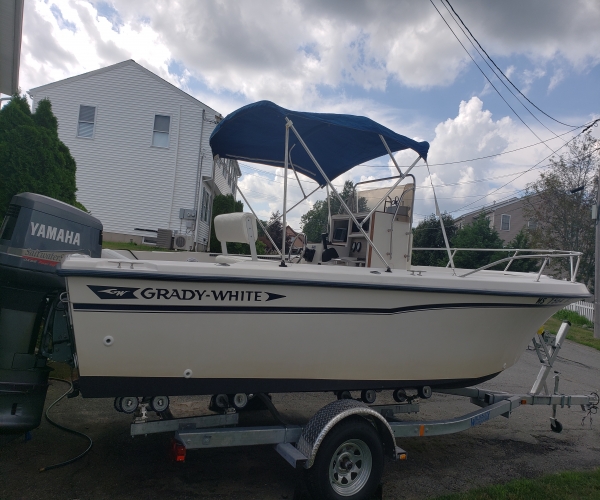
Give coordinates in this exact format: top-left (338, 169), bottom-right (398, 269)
top-left (528, 219), bottom-right (538, 230)
top-left (501, 214), bottom-right (510, 231)
top-left (201, 187), bottom-right (212, 222)
top-left (77, 105), bottom-right (96, 138)
top-left (152, 115), bottom-right (170, 148)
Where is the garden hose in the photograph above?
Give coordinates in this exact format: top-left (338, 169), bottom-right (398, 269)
top-left (39, 377), bottom-right (93, 472)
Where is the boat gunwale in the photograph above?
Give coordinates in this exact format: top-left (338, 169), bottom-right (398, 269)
top-left (57, 268), bottom-right (591, 300)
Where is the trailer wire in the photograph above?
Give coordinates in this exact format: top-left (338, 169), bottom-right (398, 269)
top-left (581, 392), bottom-right (598, 429)
top-left (39, 377), bottom-right (93, 472)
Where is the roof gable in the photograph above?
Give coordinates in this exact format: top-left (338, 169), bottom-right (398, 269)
top-left (29, 59), bottom-right (218, 115)
top-left (457, 196), bottom-right (529, 220)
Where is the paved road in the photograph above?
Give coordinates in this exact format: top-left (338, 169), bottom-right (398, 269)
top-left (1, 339), bottom-right (598, 499)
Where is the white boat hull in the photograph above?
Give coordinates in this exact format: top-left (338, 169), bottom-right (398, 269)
top-left (60, 258), bottom-right (590, 397)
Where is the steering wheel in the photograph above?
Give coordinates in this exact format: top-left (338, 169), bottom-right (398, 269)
top-left (288, 233), bottom-right (307, 263)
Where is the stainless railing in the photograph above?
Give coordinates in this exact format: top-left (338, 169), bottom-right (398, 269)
top-left (411, 247), bottom-right (583, 282)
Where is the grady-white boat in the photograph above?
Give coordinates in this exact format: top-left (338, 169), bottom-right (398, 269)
top-left (55, 101), bottom-right (589, 399)
top-left (0, 101), bottom-right (590, 434)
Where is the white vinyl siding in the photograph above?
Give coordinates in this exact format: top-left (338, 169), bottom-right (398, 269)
top-left (77, 105), bottom-right (96, 138)
top-left (501, 214), bottom-right (510, 231)
top-left (29, 61), bottom-right (235, 248)
top-left (152, 114), bottom-right (170, 148)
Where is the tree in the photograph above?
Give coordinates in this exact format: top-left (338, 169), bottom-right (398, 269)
top-left (504, 228), bottom-right (539, 273)
top-left (0, 93), bottom-right (85, 218)
top-left (451, 213), bottom-right (505, 269)
top-left (300, 180), bottom-right (367, 243)
top-left (262, 210), bottom-right (293, 254)
top-left (411, 213), bottom-right (457, 266)
top-left (209, 194), bottom-right (266, 255)
top-left (524, 131), bottom-right (599, 288)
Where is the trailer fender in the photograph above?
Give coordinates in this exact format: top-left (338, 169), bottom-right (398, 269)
top-left (296, 399), bottom-right (396, 468)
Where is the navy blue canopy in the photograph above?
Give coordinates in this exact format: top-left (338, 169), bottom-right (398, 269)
top-left (210, 100), bottom-right (429, 187)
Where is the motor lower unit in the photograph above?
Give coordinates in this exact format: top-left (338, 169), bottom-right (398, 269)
top-left (0, 193), bottom-right (102, 435)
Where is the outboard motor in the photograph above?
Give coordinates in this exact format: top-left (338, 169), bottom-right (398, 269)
top-left (0, 193), bottom-right (102, 435)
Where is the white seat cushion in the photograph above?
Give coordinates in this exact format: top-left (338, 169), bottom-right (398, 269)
top-left (214, 213), bottom-right (258, 245)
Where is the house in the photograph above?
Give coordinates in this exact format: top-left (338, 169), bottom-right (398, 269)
top-left (258, 225), bottom-right (305, 253)
top-left (28, 60), bottom-right (240, 251)
top-left (455, 195), bottom-right (538, 243)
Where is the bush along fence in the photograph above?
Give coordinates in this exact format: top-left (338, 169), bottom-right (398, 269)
top-left (563, 301), bottom-right (594, 322)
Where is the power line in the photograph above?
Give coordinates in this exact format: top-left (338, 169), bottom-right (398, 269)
top-left (443, 0), bottom-right (581, 129)
top-left (359, 126), bottom-right (581, 168)
top-left (429, 0), bottom-right (556, 154)
top-left (440, 0), bottom-right (565, 142)
top-left (449, 143), bottom-right (600, 214)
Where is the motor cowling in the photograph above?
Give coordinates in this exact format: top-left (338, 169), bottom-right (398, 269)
top-left (0, 193), bottom-right (102, 435)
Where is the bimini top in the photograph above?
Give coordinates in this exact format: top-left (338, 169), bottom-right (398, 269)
top-left (209, 100), bottom-right (429, 186)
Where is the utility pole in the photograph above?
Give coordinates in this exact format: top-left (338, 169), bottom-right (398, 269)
top-left (595, 173), bottom-right (600, 339)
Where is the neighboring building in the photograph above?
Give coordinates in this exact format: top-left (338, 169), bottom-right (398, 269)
top-left (455, 196), bottom-right (538, 243)
top-left (258, 225), bottom-right (305, 253)
top-left (29, 60), bottom-right (240, 251)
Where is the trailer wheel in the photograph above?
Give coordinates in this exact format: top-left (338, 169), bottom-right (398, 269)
top-left (551, 420), bottom-right (563, 433)
top-left (360, 389), bottom-right (376, 404)
top-left (393, 389), bottom-right (407, 403)
top-left (305, 417), bottom-right (383, 500)
top-left (118, 396), bottom-right (139, 414)
top-left (149, 396), bottom-right (170, 413)
top-left (418, 386), bottom-right (432, 399)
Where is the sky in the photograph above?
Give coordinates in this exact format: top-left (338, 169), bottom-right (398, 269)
top-left (10, 0), bottom-right (600, 229)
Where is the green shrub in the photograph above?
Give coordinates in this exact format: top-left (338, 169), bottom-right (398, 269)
top-left (0, 94), bottom-right (84, 218)
top-left (553, 309), bottom-right (593, 328)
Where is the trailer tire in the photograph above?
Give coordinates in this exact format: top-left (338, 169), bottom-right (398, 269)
top-left (305, 416), bottom-right (384, 500)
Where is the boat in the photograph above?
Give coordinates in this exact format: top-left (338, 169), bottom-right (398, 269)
top-left (0, 102), bottom-right (590, 433)
top-left (55, 101), bottom-right (590, 399)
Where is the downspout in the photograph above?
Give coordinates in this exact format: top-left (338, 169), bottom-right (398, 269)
top-left (168, 105), bottom-right (183, 228)
top-left (206, 130), bottom-right (218, 253)
top-left (192, 108), bottom-right (206, 250)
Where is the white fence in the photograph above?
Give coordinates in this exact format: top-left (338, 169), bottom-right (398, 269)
top-left (563, 300), bottom-right (594, 322)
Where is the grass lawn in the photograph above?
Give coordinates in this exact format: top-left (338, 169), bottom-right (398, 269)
top-left (434, 468), bottom-right (600, 499)
top-left (102, 240), bottom-right (168, 252)
top-left (543, 317), bottom-right (600, 352)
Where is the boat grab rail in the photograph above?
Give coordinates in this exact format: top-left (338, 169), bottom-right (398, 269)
top-left (411, 248), bottom-right (582, 282)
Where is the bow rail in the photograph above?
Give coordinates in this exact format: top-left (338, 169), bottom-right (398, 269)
top-left (411, 248), bottom-right (582, 282)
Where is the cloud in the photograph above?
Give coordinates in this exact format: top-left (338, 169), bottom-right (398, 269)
top-left (16, 0), bottom-right (598, 230)
top-left (20, 0), bottom-right (600, 108)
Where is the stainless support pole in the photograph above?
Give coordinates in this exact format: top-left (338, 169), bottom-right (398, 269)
top-left (264, 185), bottom-right (323, 231)
top-left (595, 173), bottom-right (600, 338)
top-left (326, 184), bottom-right (332, 233)
top-left (379, 134), bottom-right (403, 176)
top-left (236, 186), bottom-right (282, 257)
top-left (358, 156), bottom-right (421, 229)
top-left (281, 124), bottom-right (290, 266)
top-left (286, 119), bottom-right (392, 271)
top-left (425, 161), bottom-right (455, 273)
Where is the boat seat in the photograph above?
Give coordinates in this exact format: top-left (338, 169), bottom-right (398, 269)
top-left (214, 212), bottom-right (259, 261)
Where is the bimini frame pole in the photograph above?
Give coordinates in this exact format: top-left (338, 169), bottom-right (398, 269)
top-left (379, 134), bottom-right (403, 176)
top-left (286, 118), bottom-right (393, 272)
top-left (425, 160), bottom-right (455, 273)
top-left (265, 185), bottom-right (323, 232)
top-left (358, 155), bottom-right (421, 230)
top-left (236, 186), bottom-right (283, 257)
top-left (280, 123), bottom-right (290, 267)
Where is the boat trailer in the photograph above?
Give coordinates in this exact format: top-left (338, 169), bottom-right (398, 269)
top-left (125, 321), bottom-right (597, 500)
